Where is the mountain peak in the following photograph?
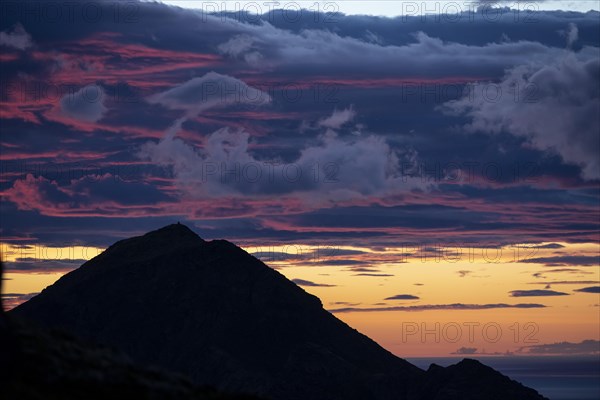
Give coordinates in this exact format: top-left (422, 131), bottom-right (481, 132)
top-left (73, 223), bottom-right (205, 274)
top-left (107, 222), bottom-right (204, 252)
top-left (145, 223), bottom-right (203, 241)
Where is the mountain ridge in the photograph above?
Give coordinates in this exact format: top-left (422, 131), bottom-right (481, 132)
top-left (10, 224), bottom-right (548, 400)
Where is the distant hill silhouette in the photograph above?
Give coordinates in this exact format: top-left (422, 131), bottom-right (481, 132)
top-left (10, 224), bottom-right (548, 400)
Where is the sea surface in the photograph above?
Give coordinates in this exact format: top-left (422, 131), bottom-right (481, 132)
top-left (406, 356), bottom-right (600, 400)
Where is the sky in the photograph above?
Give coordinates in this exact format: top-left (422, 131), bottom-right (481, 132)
top-left (0, 0), bottom-right (599, 357)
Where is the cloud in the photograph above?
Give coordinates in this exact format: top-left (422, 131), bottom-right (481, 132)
top-left (217, 34), bottom-right (265, 67)
top-left (4, 258), bottom-right (86, 273)
top-left (452, 347), bottom-right (478, 355)
top-left (251, 251), bottom-right (304, 262)
top-left (457, 270), bottom-right (472, 278)
top-left (329, 301), bottom-right (361, 306)
top-left (574, 286), bottom-right (600, 293)
top-left (4, 173), bottom-right (173, 217)
top-left (441, 47), bottom-right (600, 180)
top-left (562, 22), bottom-right (579, 48)
top-left (213, 13), bottom-right (572, 80)
top-left (318, 106), bottom-right (356, 130)
top-left (533, 243), bottom-right (565, 249)
top-left (1, 2), bottom-right (599, 265)
top-left (292, 278), bottom-right (336, 287)
top-left (147, 71), bottom-right (271, 117)
top-left (267, 203), bottom-right (507, 232)
top-left (328, 303), bottom-right (546, 313)
top-left (517, 339), bottom-right (600, 355)
top-left (0, 23), bottom-right (32, 50)
top-left (522, 255), bottom-right (600, 266)
top-left (60, 85), bottom-right (108, 123)
top-left (509, 289), bottom-right (569, 297)
top-left (308, 259), bottom-right (370, 266)
top-left (252, 248), bottom-right (367, 263)
top-left (384, 294), bottom-right (420, 300)
top-left (2, 292), bottom-right (39, 310)
top-left (542, 269), bottom-right (594, 275)
top-left (354, 273), bottom-right (394, 277)
top-left (347, 267), bottom-right (383, 273)
top-left (139, 118), bottom-right (425, 201)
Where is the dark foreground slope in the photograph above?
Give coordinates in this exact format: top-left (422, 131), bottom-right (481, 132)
top-left (10, 224), bottom-right (548, 400)
top-left (0, 315), bottom-right (264, 400)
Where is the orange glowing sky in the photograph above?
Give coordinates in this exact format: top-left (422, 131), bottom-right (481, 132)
top-left (3, 240), bottom-right (598, 357)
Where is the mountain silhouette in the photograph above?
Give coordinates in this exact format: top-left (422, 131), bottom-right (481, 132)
top-left (10, 224), bottom-right (548, 400)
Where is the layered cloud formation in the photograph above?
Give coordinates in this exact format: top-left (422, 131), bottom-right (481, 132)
top-left (1, 1), bottom-right (598, 252)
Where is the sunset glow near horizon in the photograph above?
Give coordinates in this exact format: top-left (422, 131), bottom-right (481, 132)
top-left (1, 0), bottom-right (599, 359)
top-left (3, 239), bottom-right (599, 357)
